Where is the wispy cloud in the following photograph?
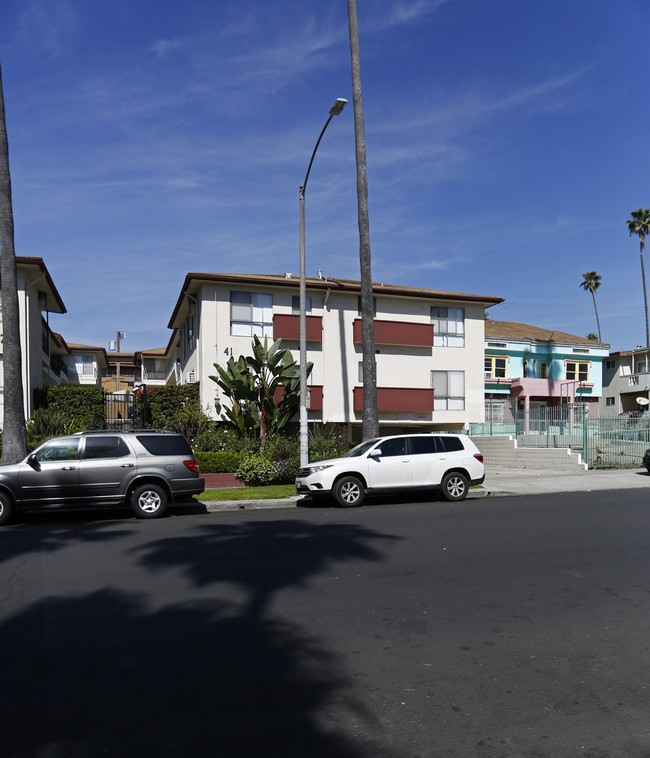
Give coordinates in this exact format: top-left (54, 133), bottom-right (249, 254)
top-left (148, 37), bottom-right (187, 59)
top-left (16, 0), bottom-right (78, 58)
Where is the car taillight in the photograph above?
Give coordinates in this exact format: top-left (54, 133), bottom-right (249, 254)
top-left (474, 453), bottom-right (484, 463)
top-left (184, 459), bottom-right (200, 473)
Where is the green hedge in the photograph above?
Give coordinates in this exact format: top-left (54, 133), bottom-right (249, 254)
top-left (33, 385), bottom-right (105, 429)
top-left (195, 451), bottom-right (242, 473)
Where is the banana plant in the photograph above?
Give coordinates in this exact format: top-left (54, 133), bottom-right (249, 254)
top-left (210, 336), bottom-right (312, 442)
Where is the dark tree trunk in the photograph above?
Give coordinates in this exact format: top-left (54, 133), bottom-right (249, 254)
top-left (347, 0), bottom-right (378, 440)
top-left (0, 63), bottom-right (26, 463)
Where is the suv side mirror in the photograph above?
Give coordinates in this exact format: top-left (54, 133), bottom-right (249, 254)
top-left (27, 453), bottom-right (40, 470)
top-left (368, 448), bottom-right (382, 458)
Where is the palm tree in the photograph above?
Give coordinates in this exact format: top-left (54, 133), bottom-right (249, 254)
top-left (347, 0), bottom-right (378, 440)
top-left (627, 208), bottom-right (650, 348)
top-left (579, 271), bottom-right (602, 342)
top-left (0, 63), bottom-right (26, 463)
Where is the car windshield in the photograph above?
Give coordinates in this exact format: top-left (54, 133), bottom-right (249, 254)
top-left (342, 439), bottom-right (381, 458)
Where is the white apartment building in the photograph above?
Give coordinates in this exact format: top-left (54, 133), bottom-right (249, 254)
top-left (167, 272), bottom-right (503, 438)
top-left (0, 257), bottom-right (108, 425)
top-left (0, 257), bottom-right (67, 420)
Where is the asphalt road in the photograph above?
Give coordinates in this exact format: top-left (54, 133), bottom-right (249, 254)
top-left (2, 492), bottom-right (650, 758)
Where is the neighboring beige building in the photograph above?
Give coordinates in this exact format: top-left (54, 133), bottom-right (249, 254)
top-left (167, 272), bottom-right (503, 437)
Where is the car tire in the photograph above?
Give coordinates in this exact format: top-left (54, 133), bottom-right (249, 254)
top-left (333, 476), bottom-right (365, 507)
top-left (0, 492), bottom-right (13, 526)
top-left (441, 472), bottom-right (468, 502)
top-left (131, 484), bottom-right (168, 519)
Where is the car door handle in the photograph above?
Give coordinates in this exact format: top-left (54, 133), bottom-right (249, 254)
top-left (61, 466), bottom-right (76, 470)
top-left (121, 463), bottom-right (135, 468)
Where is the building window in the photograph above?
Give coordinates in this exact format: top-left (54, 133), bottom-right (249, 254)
top-left (605, 360), bottom-right (615, 370)
top-left (485, 355), bottom-right (508, 378)
top-left (431, 307), bottom-right (464, 347)
top-left (291, 296), bottom-right (312, 314)
top-left (485, 401), bottom-right (505, 423)
top-left (637, 361), bottom-right (647, 374)
top-left (230, 291), bottom-right (273, 337)
top-left (358, 360), bottom-right (377, 384)
top-left (605, 397), bottom-right (615, 406)
top-left (566, 361), bottom-right (590, 382)
top-left (540, 362), bottom-right (548, 379)
top-left (431, 370), bottom-right (465, 410)
top-left (357, 296), bottom-right (377, 316)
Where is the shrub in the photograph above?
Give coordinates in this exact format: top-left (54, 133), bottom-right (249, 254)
top-left (308, 423), bottom-right (351, 461)
top-left (33, 385), bottom-right (104, 429)
top-left (135, 383), bottom-right (201, 429)
top-left (169, 406), bottom-right (212, 446)
top-left (236, 453), bottom-right (281, 486)
top-left (194, 425), bottom-right (259, 454)
top-left (195, 451), bottom-right (242, 473)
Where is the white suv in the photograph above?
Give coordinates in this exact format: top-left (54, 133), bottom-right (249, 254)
top-left (295, 433), bottom-right (484, 507)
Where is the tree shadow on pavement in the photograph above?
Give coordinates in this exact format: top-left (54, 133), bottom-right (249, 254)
top-left (1, 517), bottom-right (400, 758)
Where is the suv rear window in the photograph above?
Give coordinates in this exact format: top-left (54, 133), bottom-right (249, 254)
top-left (436, 436), bottom-right (464, 452)
top-left (136, 435), bottom-right (193, 456)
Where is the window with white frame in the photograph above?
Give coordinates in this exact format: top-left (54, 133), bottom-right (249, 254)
top-left (566, 360), bottom-right (590, 382)
top-left (605, 397), bottom-right (615, 406)
top-left (291, 295), bottom-right (312, 314)
top-left (431, 370), bottom-right (465, 410)
top-left (431, 307), bottom-right (464, 347)
top-left (230, 291), bottom-right (273, 337)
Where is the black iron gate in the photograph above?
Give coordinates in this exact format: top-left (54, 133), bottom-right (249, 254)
top-left (103, 392), bottom-right (141, 429)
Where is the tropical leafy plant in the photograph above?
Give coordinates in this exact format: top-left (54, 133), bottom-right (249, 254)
top-left (210, 336), bottom-right (311, 444)
top-left (26, 408), bottom-right (77, 451)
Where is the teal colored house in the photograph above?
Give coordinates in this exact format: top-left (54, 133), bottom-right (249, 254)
top-left (484, 321), bottom-right (610, 423)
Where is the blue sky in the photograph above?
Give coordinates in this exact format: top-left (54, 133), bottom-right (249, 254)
top-left (1, 0), bottom-right (649, 353)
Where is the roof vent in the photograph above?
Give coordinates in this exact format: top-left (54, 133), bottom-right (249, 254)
top-left (285, 273), bottom-right (293, 279)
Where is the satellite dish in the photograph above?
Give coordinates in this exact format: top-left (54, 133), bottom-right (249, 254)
top-left (637, 397), bottom-right (649, 406)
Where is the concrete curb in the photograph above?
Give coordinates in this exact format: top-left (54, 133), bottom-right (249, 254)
top-left (202, 488), bottom-right (491, 512)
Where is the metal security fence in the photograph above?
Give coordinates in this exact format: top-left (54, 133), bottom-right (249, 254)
top-left (470, 405), bottom-right (650, 469)
top-left (103, 392), bottom-right (144, 429)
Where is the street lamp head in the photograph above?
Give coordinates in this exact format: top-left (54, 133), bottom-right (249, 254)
top-left (329, 98), bottom-right (348, 116)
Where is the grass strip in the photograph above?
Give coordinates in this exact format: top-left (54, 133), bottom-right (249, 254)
top-left (197, 484), bottom-right (296, 502)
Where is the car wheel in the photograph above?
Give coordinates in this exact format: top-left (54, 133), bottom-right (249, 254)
top-left (333, 476), bottom-right (365, 507)
top-left (0, 492), bottom-right (13, 526)
top-left (441, 472), bottom-right (468, 502)
top-left (131, 484), bottom-right (168, 519)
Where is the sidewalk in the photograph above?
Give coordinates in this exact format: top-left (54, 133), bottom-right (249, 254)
top-left (202, 466), bottom-right (650, 512)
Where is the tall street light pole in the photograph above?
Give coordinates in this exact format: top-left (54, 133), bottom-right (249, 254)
top-left (299, 97), bottom-right (347, 467)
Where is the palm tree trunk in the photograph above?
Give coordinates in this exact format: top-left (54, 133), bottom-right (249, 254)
top-left (641, 244), bottom-right (650, 348)
top-left (347, 0), bottom-right (378, 440)
top-left (0, 63), bottom-right (26, 463)
top-left (591, 291), bottom-right (602, 342)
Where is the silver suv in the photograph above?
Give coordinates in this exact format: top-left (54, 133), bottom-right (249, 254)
top-left (0, 430), bottom-right (205, 525)
top-left (296, 433), bottom-right (485, 507)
